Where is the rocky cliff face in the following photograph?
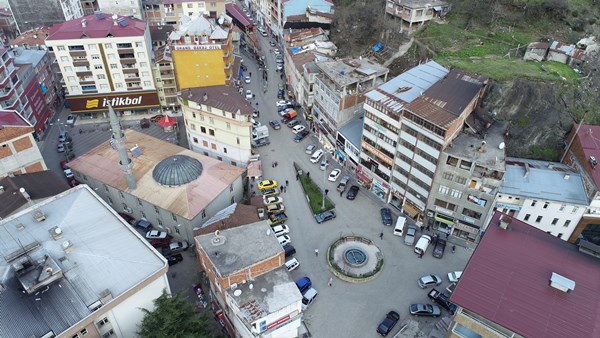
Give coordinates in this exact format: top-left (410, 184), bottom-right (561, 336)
top-left (482, 79), bottom-right (577, 160)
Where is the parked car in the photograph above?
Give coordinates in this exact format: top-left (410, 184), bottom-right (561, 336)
top-left (432, 239), bottom-right (447, 258)
top-left (319, 159), bottom-right (329, 171)
top-left (245, 75), bottom-right (251, 84)
top-left (380, 208), bottom-right (393, 226)
top-left (261, 187), bottom-right (280, 197)
top-left (404, 225), bottom-right (417, 245)
top-left (66, 114), bottom-right (76, 125)
top-left (310, 149), bottom-right (323, 163)
top-left (409, 304), bottom-right (441, 317)
top-left (245, 90), bottom-right (253, 100)
top-left (266, 203), bottom-right (285, 214)
top-left (292, 124), bottom-right (306, 134)
top-left (263, 196), bottom-right (283, 205)
top-left (285, 258), bottom-right (300, 271)
top-left (346, 185), bottom-right (359, 200)
top-left (271, 224), bottom-right (290, 236)
top-left (277, 235), bottom-right (291, 246)
top-left (252, 138), bottom-right (270, 148)
top-left (258, 180), bottom-right (278, 190)
top-left (428, 288), bottom-right (458, 314)
top-left (295, 277), bottom-right (312, 293)
top-left (135, 219), bottom-right (152, 231)
top-left (414, 235), bottom-right (432, 255)
top-left (417, 274), bottom-right (443, 289)
top-left (293, 130), bottom-right (309, 142)
top-left (337, 176), bottom-right (350, 192)
top-left (58, 131), bottom-right (69, 142)
top-left (57, 143), bottom-right (65, 153)
top-left (287, 120), bottom-right (300, 128)
top-left (305, 144), bottom-right (316, 154)
top-left (63, 168), bottom-right (74, 179)
top-left (166, 241), bottom-right (189, 253)
top-left (257, 207), bottom-right (266, 220)
top-left (146, 230), bottom-right (168, 239)
top-left (276, 100), bottom-right (292, 108)
top-left (446, 282), bottom-right (457, 294)
top-left (447, 271), bottom-right (463, 283)
top-left (269, 120), bottom-right (281, 130)
top-left (165, 253), bottom-right (183, 266)
top-left (301, 287), bottom-right (318, 311)
top-left (328, 169), bottom-right (341, 182)
top-left (274, 48), bottom-right (280, 55)
top-left (283, 244), bottom-right (296, 258)
top-left (150, 237), bottom-right (171, 248)
top-left (314, 210), bottom-right (336, 224)
top-left (150, 114), bottom-right (164, 122)
top-left (376, 311), bottom-right (400, 336)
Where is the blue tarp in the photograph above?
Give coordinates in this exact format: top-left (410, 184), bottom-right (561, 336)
top-left (290, 47), bottom-right (302, 55)
top-left (372, 42), bottom-right (384, 52)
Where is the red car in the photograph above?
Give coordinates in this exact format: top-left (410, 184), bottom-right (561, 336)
top-left (150, 237), bottom-right (171, 248)
top-left (150, 114), bottom-right (164, 122)
top-left (60, 160), bottom-right (69, 170)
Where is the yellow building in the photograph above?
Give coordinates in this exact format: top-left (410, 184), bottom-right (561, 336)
top-left (169, 14), bottom-right (234, 89)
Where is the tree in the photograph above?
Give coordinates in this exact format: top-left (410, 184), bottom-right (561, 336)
top-left (137, 290), bottom-right (214, 338)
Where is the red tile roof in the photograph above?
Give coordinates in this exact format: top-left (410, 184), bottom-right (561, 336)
top-left (451, 211), bottom-right (600, 338)
top-left (47, 13), bottom-right (146, 40)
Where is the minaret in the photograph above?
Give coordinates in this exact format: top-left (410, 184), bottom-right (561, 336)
top-left (108, 103), bottom-right (137, 190)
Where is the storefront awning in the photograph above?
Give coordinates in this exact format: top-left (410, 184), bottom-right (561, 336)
top-left (435, 215), bottom-right (455, 226)
top-left (403, 202), bottom-right (420, 219)
top-left (356, 171), bottom-right (372, 184)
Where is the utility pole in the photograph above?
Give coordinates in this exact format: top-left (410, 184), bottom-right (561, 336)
top-left (322, 151), bottom-right (327, 210)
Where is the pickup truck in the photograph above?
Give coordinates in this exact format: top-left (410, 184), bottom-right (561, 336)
top-left (428, 288), bottom-right (457, 314)
top-left (268, 212), bottom-right (288, 226)
top-left (336, 176), bottom-right (350, 192)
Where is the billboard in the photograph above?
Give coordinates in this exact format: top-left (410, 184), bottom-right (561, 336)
top-left (66, 91), bottom-right (160, 113)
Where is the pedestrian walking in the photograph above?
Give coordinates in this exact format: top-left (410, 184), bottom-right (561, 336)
top-left (325, 189), bottom-right (329, 196)
top-left (340, 190), bottom-right (343, 197)
top-left (272, 161), bottom-right (275, 168)
top-left (328, 277), bottom-right (333, 286)
top-left (379, 232), bottom-right (384, 240)
top-left (315, 249), bottom-right (319, 256)
top-left (445, 233), bottom-right (450, 239)
top-left (275, 161), bottom-right (278, 167)
top-left (285, 180), bottom-right (289, 187)
top-left (296, 173), bottom-right (299, 181)
top-left (249, 72), bottom-right (252, 77)
top-left (307, 172), bottom-right (310, 178)
top-left (419, 251), bottom-right (424, 259)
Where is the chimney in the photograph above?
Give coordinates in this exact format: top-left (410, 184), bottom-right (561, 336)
top-left (108, 103), bottom-right (137, 190)
top-left (203, 92), bottom-right (208, 101)
top-left (499, 216), bottom-right (512, 230)
top-left (81, 19), bottom-right (87, 28)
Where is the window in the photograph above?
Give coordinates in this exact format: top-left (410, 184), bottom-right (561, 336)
top-left (137, 198), bottom-right (142, 206)
top-left (209, 129), bottom-right (215, 136)
top-left (116, 83), bottom-right (123, 88)
top-left (231, 196), bottom-right (235, 204)
top-left (57, 46), bottom-right (65, 51)
top-left (91, 54), bottom-right (100, 60)
top-left (558, 233), bottom-right (563, 239)
top-left (209, 117), bottom-right (214, 124)
top-left (69, 85), bottom-right (78, 92)
top-left (446, 156), bottom-right (458, 166)
top-left (559, 204), bottom-right (566, 211)
top-left (88, 44), bottom-right (97, 50)
top-left (571, 207), bottom-right (578, 213)
top-left (64, 66), bottom-right (72, 72)
top-left (142, 71), bottom-right (149, 77)
top-left (102, 329), bottom-right (114, 338)
top-left (226, 122), bottom-right (231, 130)
top-left (67, 76), bottom-right (76, 82)
top-left (119, 191), bottom-right (124, 198)
top-left (201, 209), bottom-right (206, 218)
top-left (140, 62), bottom-right (148, 67)
top-left (202, 140), bottom-right (208, 147)
top-left (113, 73), bottom-right (121, 79)
top-left (80, 328), bottom-right (88, 335)
top-left (157, 219), bottom-right (163, 226)
top-left (108, 53), bottom-right (116, 60)
top-left (60, 56), bottom-right (69, 62)
top-left (175, 228), bottom-right (180, 234)
top-left (190, 123), bottom-right (196, 131)
top-left (236, 137), bottom-right (240, 145)
top-left (104, 184), bottom-right (109, 192)
top-left (211, 143), bottom-right (217, 150)
top-left (105, 43), bottom-right (112, 49)
top-left (223, 147), bottom-right (227, 153)
top-left (172, 213), bottom-right (177, 221)
top-left (100, 84), bottom-right (108, 89)
top-left (543, 202), bottom-right (549, 209)
top-left (551, 218), bottom-right (558, 225)
top-left (144, 81), bottom-right (151, 86)
top-left (97, 74), bottom-right (106, 80)
top-left (94, 65), bottom-right (103, 70)
top-left (230, 184), bottom-right (234, 192)
top-left (563, 220), bottom-right (571, 227)
top-left (154, 206), bottom-right (159, 214)
top-left (200, 126), bottom-right (206, 133)
top-left (97, 317), bottom-right (109, 327)
top-left (193, 137), bottom-right (198, 143)
top-left (135, 42), bottom-right (143, 48)
top-left (531, 200), bottom-right (537, 207)
top-left (535, 216), bottom-right (542, 223)
top-left (442, 172), bottom-right (454, 181)
top-left (450, 189), bottom-right (462, 199)
top-left (434, 199), bottom-right (457, 211)
top-left (110, 63), bottom-right (118, 69)
top-left (455, 176), bottom-right (467, 185)
top-left (438, 185), bottom-right (449, 195)
top-left (459, 160), bottom-right (472, 170)
top-left (524, 214), bottom-right (530, 221)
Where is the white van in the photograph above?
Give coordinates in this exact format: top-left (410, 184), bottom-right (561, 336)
top-left (414, 235), bottom-right (432, 255)
top-left (393, 216), bottom-right (406, 237)
top-left (301, 288), bottom-right (318, 311)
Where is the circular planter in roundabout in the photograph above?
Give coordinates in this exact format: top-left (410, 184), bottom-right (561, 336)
top-left (327, 236), bottom-right (384, 283)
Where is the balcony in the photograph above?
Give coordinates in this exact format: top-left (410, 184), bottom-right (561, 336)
top-left (1, 96), bottom-right (19, 109)
top-left (160, 71), bottom-right (174, 79)
top-left (127, 82), bottom-right (142, 91)
top-left (0, 85), bottom-right (14, 100)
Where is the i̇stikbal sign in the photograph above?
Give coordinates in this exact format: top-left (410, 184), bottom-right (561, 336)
top-left (67, 91), bottom-right (160, 112)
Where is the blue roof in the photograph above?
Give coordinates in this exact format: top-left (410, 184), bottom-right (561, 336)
top-left (13, 48), bottom-right (46, 68)
top-left (365, 60), bottom-right (448, 109)
top-left (499, 159), bottom-right (588, 205)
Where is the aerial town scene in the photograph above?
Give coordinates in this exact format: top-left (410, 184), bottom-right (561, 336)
top-left (1, 0), bottom-right (600, 337)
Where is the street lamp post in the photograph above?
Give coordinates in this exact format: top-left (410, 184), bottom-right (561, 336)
top-left (322, 151), bottom-right (327, 210)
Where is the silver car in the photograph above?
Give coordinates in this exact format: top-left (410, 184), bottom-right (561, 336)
top-left (417, 274), bottom-right (443, 289)
top-left (404, 225), bottom-right (417, 245)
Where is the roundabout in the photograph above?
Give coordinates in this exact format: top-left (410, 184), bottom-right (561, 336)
top-left (327, 236), bottom-right (384, 283)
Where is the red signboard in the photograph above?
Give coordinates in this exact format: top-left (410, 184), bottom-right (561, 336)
top-left (266, 314), bottom-right (291, 331)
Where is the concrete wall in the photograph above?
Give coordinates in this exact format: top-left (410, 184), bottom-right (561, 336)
top-left (0, 132), bottom-right (46, 177)
top-left (9, 0), bottom-right (83, 33)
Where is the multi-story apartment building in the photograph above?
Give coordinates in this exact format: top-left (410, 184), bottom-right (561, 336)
top-left (426, 122), bottom-right (507, 242)
top-left (96, 0), bottom-right (143, 18)
top-left (8, 0), bottom-right (84, 33)
top-left (164, 0), bottom-right (227, 25)
top-left (142, 0), bottom-right (164, 25)
top-left (0, 48), bottom-right (38, 131)
top-left (45, 13), bottom-right (161, 118)
top-left (195, 222), bottom-right (303, 338)
top-left (67, 130), bottom-right (246, 243)
top-left (169, 13), bottom-right (234, 89)
top-left (561, 123), bottom-right (600, 244)
top-left (385, 0), bottom-right (449, 31)
top-left (361, 61), bottom-right (487, 222)
top-left (0, 8), bottom-right (17, 42)
top-left (0, 185), bottom-right (171, 338)
top-left (13, 46), bottom-right (59, 138)
top-left (495, 158), bottom-right (587, 241)
top-left (152, 45), bottom-right (179, 111)
top-left (248, 0), bottom-right (334, 37)
top-left (180, 86), bottom-right (254, 167)
top-left (312, 58), bottom-right (388, 151)
top-left (0, 110), bottom-right (46, 176)
top-left (80, 0), bottom-right (99, 15)
top-left (449, 212), bottom-right (600, 338)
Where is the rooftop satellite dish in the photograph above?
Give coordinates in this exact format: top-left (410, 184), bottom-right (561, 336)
top-left (233, 289), bottom-right (242, 296)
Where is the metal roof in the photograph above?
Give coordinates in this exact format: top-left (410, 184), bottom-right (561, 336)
top-left (451, 211), bottom-right (600, 338)
top-left (0, 171), bottom-right (69, 218)
top-left (338, 114), bottom-right (365, 149)
top-left (0, 186), bottom-right (166, 337)
top-left (499, 158), bottom-right (588, 205)
top-left (47, 13), bottom-right (146, 40)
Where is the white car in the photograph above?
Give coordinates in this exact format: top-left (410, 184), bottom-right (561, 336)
top-left (263, 196), bottom-right (284, 205)
top-left (292, 125), bottom-right (306, 134)
top-left (245, 76), bottom-right (251, 84)
top-left (274, 48), bottom-right (280, 55)
top-left (285, 258), bottom-right (300, 271)
top-left (447, 271), bottom-right (463, 283)
top-left (66, 114), bottom-right (76, 125)
top-left (245, 90), bottom-right (253, 100)
top-left (63, 168), bottom-right (74, 179)
top-left (259, 28), bottom-right (268, 37)
top-left (276, 100), bottom-right (292, 107)
top-left (319, 159), bottom-right (328, 171)
top-left (145, 230), bottom-right (168, 239)
top-left (310, 149), bottom-right (323, 163)
top-left (271, 224), bottom-right (290, 236)
top-left (277, 235), bottom-right (291, 246)
top-left (328, 169), bottom-right (341, 182)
